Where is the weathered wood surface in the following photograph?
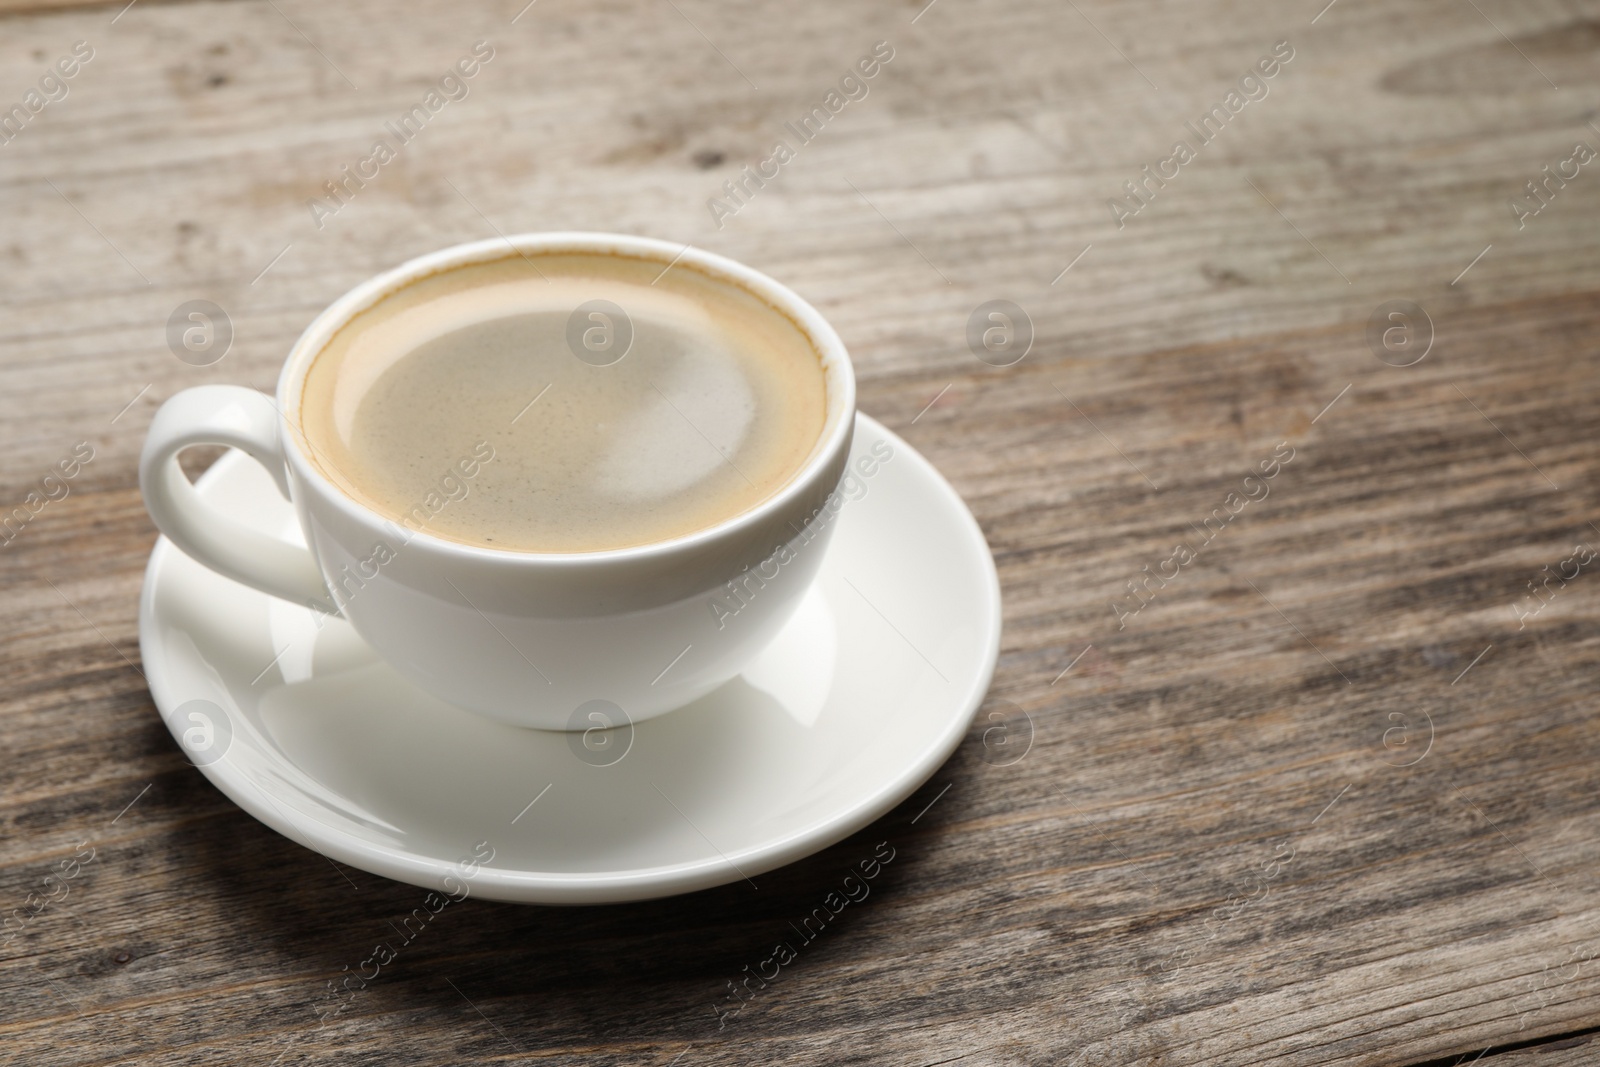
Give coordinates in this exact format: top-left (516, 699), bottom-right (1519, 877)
top-left (3, 0), bottom-right (1600, 1064)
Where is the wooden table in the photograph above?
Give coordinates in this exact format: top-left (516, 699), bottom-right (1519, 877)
top-left (3, 0), bottom-right (1599, 1062)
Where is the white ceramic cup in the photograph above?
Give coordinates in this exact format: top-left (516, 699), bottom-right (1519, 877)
top-left (139, 233), bottom-right (856, 729)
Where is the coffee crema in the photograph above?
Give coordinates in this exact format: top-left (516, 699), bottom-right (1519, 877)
top-left (297, 252), bottom-right (829, 553)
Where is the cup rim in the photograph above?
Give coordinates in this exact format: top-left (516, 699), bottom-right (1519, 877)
top-left (276, 232), bottom-right (856, 567)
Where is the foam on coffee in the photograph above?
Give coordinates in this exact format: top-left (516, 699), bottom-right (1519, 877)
top-left (297, 252), bottom-right (828, 553)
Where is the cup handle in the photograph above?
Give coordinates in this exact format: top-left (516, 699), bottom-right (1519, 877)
top-left (139, 385), bottom-right (339, 615)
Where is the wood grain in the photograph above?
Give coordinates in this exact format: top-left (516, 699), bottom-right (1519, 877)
top-left (3, 0), bottom-right (1600, 1064)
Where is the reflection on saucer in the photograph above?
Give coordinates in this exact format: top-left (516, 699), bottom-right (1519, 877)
top-left (740, 585), bottom-right (836, 730)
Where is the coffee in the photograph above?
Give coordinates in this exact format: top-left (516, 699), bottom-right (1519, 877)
top-left (297, 252), bottom-right (828, 553)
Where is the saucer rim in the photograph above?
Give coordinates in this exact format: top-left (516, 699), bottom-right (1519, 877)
top-left (138, 412), bottom-right (1001, 904)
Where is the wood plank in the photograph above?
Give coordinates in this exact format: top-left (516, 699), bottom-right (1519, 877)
top-left (1488, 1034), bottom-right (1600, 1066)
top-left (3, 0), bottom-right (1599, 1063)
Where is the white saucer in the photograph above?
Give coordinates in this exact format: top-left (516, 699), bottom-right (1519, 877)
top-left (138, 413), bottom-right (1000, 904)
